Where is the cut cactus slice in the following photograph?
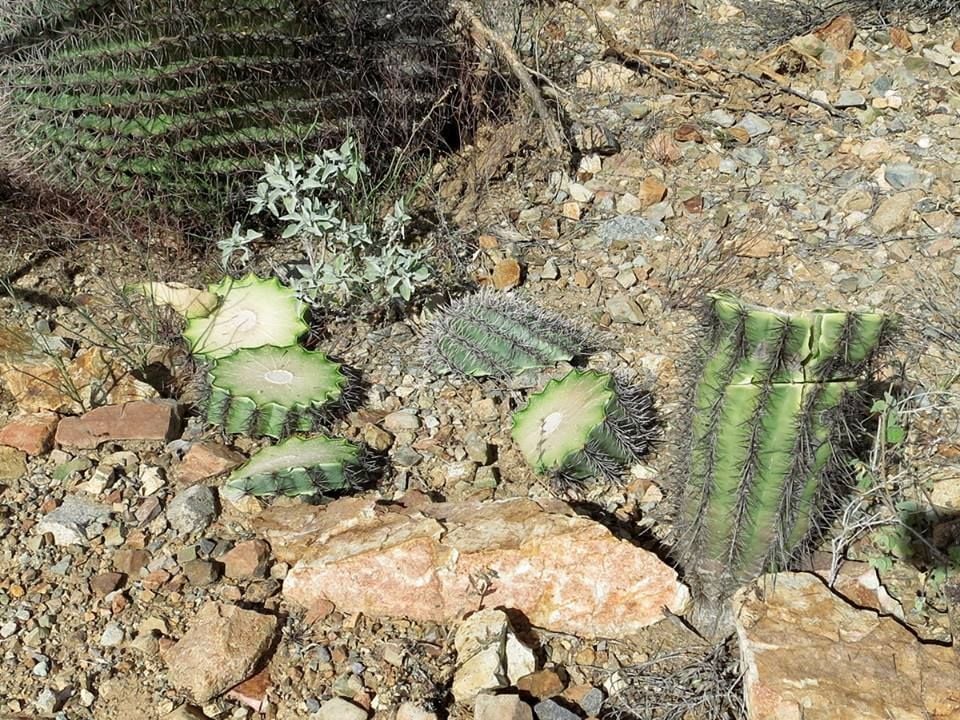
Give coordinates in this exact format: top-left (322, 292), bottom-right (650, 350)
top-left (222, 435), bottom-right (362, 501)
top-left (184, 274), bottom-right (307, 359)
top-left (206, 345), bottom-right (345, 438)
top-left (422, 289), bottom-right (597, 378)
top-left (511, 369), bottom-right (656, 488)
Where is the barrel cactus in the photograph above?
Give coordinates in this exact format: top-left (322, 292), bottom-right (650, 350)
top-left (205, 344), bottom-right (346, 438)
top-left (0, 0), bottom-right (465, 225)
top-left (676, 293), bottom-right (893, 602)
top-left (511, 369), bottom-right (657, 490)
top-left (221, 435), bottom-right (364, 501)
top-left (422, 290), bottom-right (598, 378)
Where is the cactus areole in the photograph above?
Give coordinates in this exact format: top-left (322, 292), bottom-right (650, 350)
top-left (679, 293), bottom-right (891, 599)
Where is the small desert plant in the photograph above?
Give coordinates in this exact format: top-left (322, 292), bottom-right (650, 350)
top-left (675, 292), bottom-right (894, 604)
top-left (511, 369), bottom-right (657, 490)
top-left (218, 141), bottom-right (432, 310)
top-left (421, 289), bottom-right (598, 378)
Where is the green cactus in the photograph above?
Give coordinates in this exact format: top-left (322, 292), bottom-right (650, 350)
top-left (677, 293), bottom-right (892, 600)
top-left (511, 369), bottom-right (656, 490)
top-left (184, 274), bottom-right (307, 360)
top-left (205, 344), bottom-right (346, 439)
top-left (221, 434), bottom-right (364, 501)
top-left (422, 290), bottom-right (598, 378)
top-left (0, 0), bottom-right (462, 223)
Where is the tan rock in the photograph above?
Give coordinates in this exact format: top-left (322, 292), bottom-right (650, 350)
top-left (734, 572), bottom-right (960, 720)
top-left (174, 441), bottom-right (245, 484)
top-left (163, 601), bottom-right (277, 703)
top-left (279, 496), bottom-right (689, 638)
top-left (870, 190), bottom-right (923, 235)
top-left (492, 259), bottom-right (522, 290)
top-left (576, 63), bottom-right (637, 91)
top-left (222, 539), bottom-right (272, 579)
top-left (0, 348), bottom-right (157, 414)
top-left (736, 236), bottom-right (783, 258)
top-left (453, 608), bottom-right (536, 703)
top-left (637, 177), bottom-right (667, 208)
top-left (890, 26), bottom-right (912, 51)
top-left (0, 412), bottom-right (58, 455)
top-left (55, 399), bottom-right (181, 449)
top-left (474, 694), bottom-right (533, 720)
top-left (0, 445), bottom-right (27, 482)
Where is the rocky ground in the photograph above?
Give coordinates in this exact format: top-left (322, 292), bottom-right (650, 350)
top-left (1, 1), bottom-right (959, 719)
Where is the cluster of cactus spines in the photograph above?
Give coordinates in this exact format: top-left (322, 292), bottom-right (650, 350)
top-left (205, 345), bottom-right (346, 439)
top-left (511, 369), bottom-right (657, 492)
top-left (677, 292), bottom-right (892, 601)
top-left (422, 289), bottom-right (599, 378)
top-left (0, 0), bottom-right (462, 223)
top-left (221, 435), bottom-right (366, 501)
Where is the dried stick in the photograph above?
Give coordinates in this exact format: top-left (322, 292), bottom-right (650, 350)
top-left (452, 1), bottom-right (564, 153)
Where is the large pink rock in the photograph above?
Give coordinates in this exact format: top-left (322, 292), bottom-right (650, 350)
top-left (734, 572), bottom-right (960, 720)
top-left (263, 495), bottom-right (689, 638)
top-left (55, 399), bottom-right (181, 448)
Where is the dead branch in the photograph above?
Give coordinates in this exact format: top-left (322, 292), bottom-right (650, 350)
top-left (452, 1), bottom-right (564, 153)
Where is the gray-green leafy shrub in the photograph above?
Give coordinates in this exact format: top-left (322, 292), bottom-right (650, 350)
top-left (218, 139), bottom-right (431, 309)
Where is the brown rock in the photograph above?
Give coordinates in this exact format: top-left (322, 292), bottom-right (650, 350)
top-left (226, 668), bottom-right (270, 712)
top-left (113, 548), bottom-right (151, 576)
top-left (0, 347), bottom-right (157, 414)
top-left (0, 412), bottom-right (58, 455)
top-left (55, 399), bottom-right (181, 449)
top-left (814, 13), bottom-right (856, 51)
top-left (516, 669), bottom-right (566, 700)
top-left (870, 190), bottom-right (923, 235)
top-left (280, 496), bottom-right (689, 638)
top-left (645, 131), bottom-right (681, 164)
top-left (163, 601), bottom-right (277, 703)
top-left (673, 123), bottom-right (704, 143)
top-left (0, 446), bottom-right (27, 482)
top-left (183, 560), bottom-right (221, 586)
top-left (736, 236), bottom-right (783, 258)
top-left (478, 234), bottom-right (499, 250)
top-left (734, 572), bottom-right (960, 719)
top-left (174, 441), bottom-right (245, 484)
top-left (953, 36), bottom-right (960, 53)
top-left (222, 539), bottom-right (272, 579)
top-left (492, 259), bottom-right (522, 290)
top-left (90, 572), bottom-right (125, 597)
top-left (890, 26), bottom-right (913, 51)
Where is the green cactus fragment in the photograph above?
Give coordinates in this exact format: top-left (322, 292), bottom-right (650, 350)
top-left (183, 274), bottom-right (307, 359)
top-left (422, 289), bottom-right (598, 378)
top-left (222, 435), bottom-right (362, 501)
top-left (678, 293), bottom-right (892, 601)
top-left (205, 344), bottom-right (346, 439)
top-left (511, 369), bottom-right (656, 490)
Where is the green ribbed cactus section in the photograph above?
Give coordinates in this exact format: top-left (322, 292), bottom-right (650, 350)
top-left (0, 0), bottom-right (458, 221)
top-left (679, 293), bottom-right (891, 599)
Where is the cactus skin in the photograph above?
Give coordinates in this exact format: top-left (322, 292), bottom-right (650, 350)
top-left (678, 293), bottom-right (892, 600)
top-left (221, 435), bottom-right (364, 501)
top-left (422, 290), bottom-right (598, 378)
top-left (205, 344), bottom-right (346, 439)
top-left (0, 0), bottom-right (460, 224)
top-left (511, 369), bottom-right (657, 491)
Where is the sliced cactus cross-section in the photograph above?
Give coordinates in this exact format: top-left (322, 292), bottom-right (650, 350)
top-left (206, 344), bottom-right (346, 438)
top-left (422, 289), bottom-right (597, 378)
top-left (184, 274), bottom-right (307, 359)
top-left (511, 369), bottom-right (656, 489)
top-left (222, 435), bottom-right (363, 502)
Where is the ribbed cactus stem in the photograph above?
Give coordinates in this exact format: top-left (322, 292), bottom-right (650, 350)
top-left (680, 293), bottom-right (890, 599)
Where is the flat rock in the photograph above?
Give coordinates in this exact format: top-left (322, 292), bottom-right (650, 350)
top-left (605, 294), bottom-right (645, 325)
top-left (734, 572), bottom-right (960, 719)
top-left (475, 694), bottom-right (533, 720)
top-left (222, 539), bottom-right (271, 579)
top-left (277, 495), bottom-right (689, 638)
top-left (162, 601), bottom-right (277, 703)
top-left (316, 697), bottom-right (368, 720)
top-left (174, 441), bottom-right (245, 484)
top-left (38, 494), bottom-right (111, 546)
top-left (0, 412), bottom-right (59, 455)
top-left (55, 399), bottom-right (181, 448)
top-left (0, 446), bottom-right (27, 482)
top-left (167, 485), bottom-right (217, 535)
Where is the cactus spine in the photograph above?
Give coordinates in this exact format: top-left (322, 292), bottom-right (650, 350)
top-left (678, 293), bottom-right (891, 600)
